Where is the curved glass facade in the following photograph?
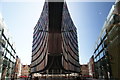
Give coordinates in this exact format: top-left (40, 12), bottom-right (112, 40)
top-left (31, 2), bottom-right (80, 74)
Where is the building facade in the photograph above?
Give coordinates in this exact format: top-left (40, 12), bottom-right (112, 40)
top-left (88, 56), bottom-right (95, 78)
top-left (94, 0), bottom-right (120, 79)
top-left (0, 14), bottom-right (16, 79)
top-left (80, 64), bottom-right (89, 77)
top-left (21, 65), bottom-right (30, 77)
top-left (31, 1), bottom-right (80, 75)
top-left (14, 56), bottom-right (21, 78)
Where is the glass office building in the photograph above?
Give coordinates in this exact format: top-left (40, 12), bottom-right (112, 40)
top-left (0, 15), bottom-right (16, 80)
top-left (94, 1), bottom-right (120, 79)
top-left (31, 1), bottom-right (80, 75)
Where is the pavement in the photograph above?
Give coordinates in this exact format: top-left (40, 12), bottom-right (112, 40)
top-left (14, 78), bottom-right (101, 80)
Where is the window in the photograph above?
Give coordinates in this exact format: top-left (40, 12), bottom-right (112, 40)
top-left (98, 39), bottom-right (101, 46)
top-left (7, 45), bottom-right (11, 52)
top-left (101, 31), bottom-right (106, 40)
top-left (96, 56), bottom-right (100, 62)
top-left (99, 45), bottom-right (102, 52)
top-left (96, 50), bottom-right (99, 55)
top-left (6, 52), bottom-right (10, 59)
top-left (94, 58), bottom-right (97, 62)
top-left (10, 56), bottom-right (14, 62)
top-left (100, 52), bottom-right (104, 59)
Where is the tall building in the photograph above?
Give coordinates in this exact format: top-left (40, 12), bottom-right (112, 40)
top-left (93, 0), bottom-right (120, 79)
top-left (31, 1), bottom-right (80, 75)
top-left (0, 14), bottom-right (17, 79)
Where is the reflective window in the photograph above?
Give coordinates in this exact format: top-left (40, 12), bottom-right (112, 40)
top-left (10, 56), bottom-right (13, 62)
top-left (101, 31), bottom-right (106, 40)
top-left (100, 52), bottom-right (104, 59)
top-left (96, 50), bottom-right (99, 55)
top-left (11, 50), bottom-right (14, 56)
top-left (6, 52), bottom-right (10, 59)
top-left (94, 53), bottom-right (96, 58)
top-left (98, 39), bottom-right (101, 46)
top-left (94, 58), bottom-right (97, 62)
top-left (96, 56), bottom-right (100, 62)
top-left (7, 45), bottom-right (11, 52)
top-left (99, 45), bottom-right (103, 52)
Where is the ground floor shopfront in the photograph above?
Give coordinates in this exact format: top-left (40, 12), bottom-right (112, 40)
top-left (0, 54), bottom-right (15, 80)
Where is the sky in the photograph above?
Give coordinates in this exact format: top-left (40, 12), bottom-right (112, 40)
top-left (0, 1), bottom-right (114, 65)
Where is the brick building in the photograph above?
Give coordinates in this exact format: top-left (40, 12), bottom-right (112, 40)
top-left (80, 64), bottom-right (89, 77)
top-left (21, 65), bottom-right (30, 77)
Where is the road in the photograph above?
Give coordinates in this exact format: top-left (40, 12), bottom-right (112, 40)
top-left (15, 78), bottom-right (99, 80)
